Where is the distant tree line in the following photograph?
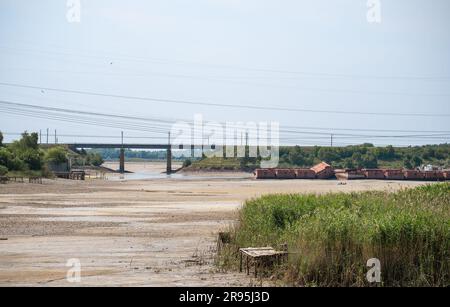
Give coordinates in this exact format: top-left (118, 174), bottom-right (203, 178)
top-left (278, 143), bottom-right (450, 169)
top-left (195, 143), bottom-right (450, 170)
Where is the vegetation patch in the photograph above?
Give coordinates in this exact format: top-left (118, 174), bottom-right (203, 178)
top-left (0, 131), bottom-right (105, 177)
top-left (218, 183), bottom-right (450, 287)
top-left (181, 144), bottom-right (450, 171)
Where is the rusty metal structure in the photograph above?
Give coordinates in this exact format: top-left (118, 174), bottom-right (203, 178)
top-left (275, 169), bottom-right (296, 179)
top-left (254, 163), bottom-right (449, 181)
top-left (294, 168), bottom-right (316, 179)
top-left (335, 169), bottom-right (365, 180)
top-left (384, 169), bottom-right (404, 180)
top-left (310, 162), bottom-right (334, 179)
top-left (363, 169), bottom-right (385, 179)
top-left (403, 170), bottom-right (422, 180)
top-left (444, 171), bottom-right (450, 180)
top-left (254, 168), bottom-right (276, 179)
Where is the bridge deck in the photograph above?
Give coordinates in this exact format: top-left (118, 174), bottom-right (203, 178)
top-left (65, 144), bottom-right (216, 150)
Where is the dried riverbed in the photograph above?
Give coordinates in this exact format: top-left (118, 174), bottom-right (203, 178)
top-left (0, 162), bottom-right (429, 286)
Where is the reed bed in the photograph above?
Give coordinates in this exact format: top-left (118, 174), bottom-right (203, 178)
top-left (219, 183), bottom-right (450, 287)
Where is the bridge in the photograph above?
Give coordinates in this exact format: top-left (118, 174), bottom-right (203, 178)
top-left (65, 143), bottom-right (215, 174)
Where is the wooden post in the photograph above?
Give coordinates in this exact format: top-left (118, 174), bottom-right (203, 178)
top-left (239, 252), bottom-right (243, 272)
top-left (246, 256), bottom-right (249, 275)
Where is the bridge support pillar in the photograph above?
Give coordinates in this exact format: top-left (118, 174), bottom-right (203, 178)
top-left (119, 148), bottom-right (125, 173)
top-left (166, 147), bottom-right (172, 174)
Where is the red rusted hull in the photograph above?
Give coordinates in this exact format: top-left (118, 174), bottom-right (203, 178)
top-left (275, 169), bottom-right (296, 179)
top-left (254, 169), bottom-right (276, 179)
top-left (363, 169), bottom-right (385, 179)
top-left (384, 169), bottom-right (404, 180)
top-left (403, 170), bottom-right (422, 180)
top-left (294, 169), bottom-right (316, 179)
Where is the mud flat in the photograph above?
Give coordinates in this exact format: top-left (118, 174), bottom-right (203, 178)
top-left (0, 163), bottom-right (431, 286)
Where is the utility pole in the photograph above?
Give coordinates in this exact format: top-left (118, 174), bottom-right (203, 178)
top-left (55, 129), bottom-right (57, 144)
top-left (330, 134), bottom-right (333, 147)
top-left (46, 128), bottom-right (49, 144)
top-left (119, 131), bottom-right (125, 173)
top-left (39, 130), bottom-right (42, 144)
top-left (167, 131), bottom-right (172, 174)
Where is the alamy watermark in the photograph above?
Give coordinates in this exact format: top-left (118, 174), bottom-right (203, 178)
top-left (366, 258), bottom-right (381, 283)
top-left (171, 114), bottom-right (280, 168)
top-left (66, 0), bottom-right (81, 23)
top-left (66, 258), bottom-right (81, 283)
top-left (367, 0), bottom-right (382, 24)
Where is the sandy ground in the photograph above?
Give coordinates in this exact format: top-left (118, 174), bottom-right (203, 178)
top-left (0, 162), bottom-right (432, 287)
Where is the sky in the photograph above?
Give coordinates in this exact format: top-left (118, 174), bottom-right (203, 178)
top-left (0, 0), bottom-right (449, 146)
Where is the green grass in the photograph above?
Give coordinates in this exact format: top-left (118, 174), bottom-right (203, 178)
top-left (219, 183), bottom-right (450, 287)
top-left (188, 157), bottom-right (257, 171)
top-left (6, 169), bottom-right (53, 178)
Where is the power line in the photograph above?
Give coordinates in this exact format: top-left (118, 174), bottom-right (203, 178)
top-left (0, 106), bottom-right (171, 134)
top-left (2, 100), bottom-right (450, 140)
top-left (1, 82), bottom-right (449, 117)
top-left (3, 100), bottom-right (450, 141)
top-left (4, 90), bottom-right (450, 134)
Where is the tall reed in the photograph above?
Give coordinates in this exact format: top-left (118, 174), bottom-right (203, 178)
top-left (219, 183), bottom-right (450, 286)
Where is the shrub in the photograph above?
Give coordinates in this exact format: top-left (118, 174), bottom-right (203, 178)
top-left (8, 157), bottom-right (26, 171)
top-left (182, 159), bottom-right (192, 168)
top-left (0, 165), bottom-right (8, 176)
top-left (19, 149), bottom-right (43, 170)
top-left (86, 153), bottom-right (104, 167)
top-left (45, 147), bottom-right (68, 164)
top-left (0, 147), bottom-right (12, 167)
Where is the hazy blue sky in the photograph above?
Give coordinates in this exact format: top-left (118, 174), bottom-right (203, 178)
top-left (0, 0), bottom-right (449, 146)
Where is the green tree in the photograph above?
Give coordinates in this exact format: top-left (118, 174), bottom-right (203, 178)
top-left (45, 147), bottom-right (68, 164)
top-left (318, 147), bottom-right (339, 163)
top-left (86, 153), bottom-right (104, 167)
top-left (7, 132), bottom-right (43, 171)
top-left (375, 145), bottom-right (396, 160)
top-left (404, 159), bottom-right (413, 169)
top-left (411, 155), bottom-right (423, 168)
top-left (0, 148), bottom-right (11, 167)
top-left (0, 147), bottom-right (25, 171)
top-left (351, 152), bottom-right (363, 168)
top-left (13, 132), bottom-right (39, 150)
top-left (20, 149), bottom-right (43, 170)
top-left (421, 147), bottom-right (435, 160)
top-left (361, 153), bottom-right (378, 169)
top-left (288, 146), bottom-right (306, 166)
top-left (343, 158), bottom-right (355, 169)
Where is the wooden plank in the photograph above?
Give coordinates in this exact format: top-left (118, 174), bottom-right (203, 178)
top-left (239, 247), bottom-right (287, 258)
